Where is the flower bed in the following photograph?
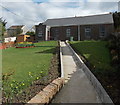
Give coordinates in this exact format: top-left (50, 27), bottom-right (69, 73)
top-left (16, 42), bottom-right (35, 48)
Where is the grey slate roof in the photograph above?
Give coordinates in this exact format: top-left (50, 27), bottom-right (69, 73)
top-left (43, 13), bottom-right (113, 27)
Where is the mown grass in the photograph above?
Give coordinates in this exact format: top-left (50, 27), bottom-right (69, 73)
top-left (70, 40), bottom-right (113, 71)
top-left (2, 41), bottom-right (58, 88)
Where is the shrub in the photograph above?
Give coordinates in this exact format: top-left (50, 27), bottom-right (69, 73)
top-left (108, 33), bottom-right (120, 77)
top-left (16, 42), bottom-right (34, 48)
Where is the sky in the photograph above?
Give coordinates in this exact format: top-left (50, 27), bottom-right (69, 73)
top-left (0, 0), bottom-right (120, 29)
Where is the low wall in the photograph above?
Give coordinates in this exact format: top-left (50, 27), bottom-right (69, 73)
top-left (27, 78), bottom-right (64, 104)
top-left (66, 41), bottom-right (114, 104)
top-left (59, 41), bottom-right (64, 78)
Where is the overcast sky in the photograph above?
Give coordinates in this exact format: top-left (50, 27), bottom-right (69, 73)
top-left (0, 0), bottom-right (120, 29)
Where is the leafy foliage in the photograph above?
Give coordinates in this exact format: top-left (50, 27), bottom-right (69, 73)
top-left (26, 31), bottom-right (35, 36)
top-left (0, 18), bottom-right (7, 41)
top-left (108, 33), bottom-right (120, 76)
top-left (9, 27), bottom-right (23, 37)
top-left (113, 12), bottom-right (120, 31)
top-left (111, 11), bottom-right (120, 76)
top-left (16, 28), bottom-right (23, 35)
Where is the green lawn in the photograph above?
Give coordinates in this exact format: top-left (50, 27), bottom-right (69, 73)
top-left (70, 41), bottom-right (113, 71)
top-left (2, 41), bottom-right (58, 88)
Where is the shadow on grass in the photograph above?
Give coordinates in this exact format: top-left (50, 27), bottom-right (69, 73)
top-left (35, 46), bottom-right (56, 47)
top-left (35, 47), bottom-right (56, 54)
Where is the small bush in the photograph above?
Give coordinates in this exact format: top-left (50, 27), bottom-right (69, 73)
top-left (108, 33), bottom-right (120, 78)
top-left (16, 42), bottom-right (34, 47)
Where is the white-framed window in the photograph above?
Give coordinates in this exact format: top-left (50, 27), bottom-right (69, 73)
top-left (66, 28), bottom-right (71, 37)
top-left (38, 30), bottom-right (43, 37)
top-left (99, 25), bottom-right (106, 37)
top-left (85, 27), bottom-right (91, 37)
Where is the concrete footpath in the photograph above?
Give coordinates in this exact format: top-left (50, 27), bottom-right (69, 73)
top-left (51, 41), bottom-right (101, 103)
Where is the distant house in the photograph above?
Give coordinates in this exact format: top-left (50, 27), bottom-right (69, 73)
top-left (7, 25), bottom-right (28, 37)
top-left (16, 35), bottom-right (35, 43)
top-left (35, 13), bottom-right (114, 41)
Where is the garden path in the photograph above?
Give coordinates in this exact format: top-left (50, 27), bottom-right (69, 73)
top-left (51, 41), bottom-right (101, 103)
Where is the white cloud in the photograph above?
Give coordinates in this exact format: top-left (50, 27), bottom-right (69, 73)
top-left (1, 0), bottom-right (118, 29)
top-left (2, 2), bottom-right (42, 28)
top-left (1, 0), bottom-right (32, 2)
top-left (2, 0), bottom-right (119, 2)
top-left (88, 0), bottom-right (119, 2)
top-left (48, 0), bottom-right (82, 2)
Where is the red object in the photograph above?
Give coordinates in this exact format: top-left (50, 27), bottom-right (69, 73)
top-left (0, 44), bottom-right (6, 49)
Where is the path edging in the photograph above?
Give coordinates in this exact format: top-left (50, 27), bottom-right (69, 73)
top-left (66, 41), bottom-right (114, 104)
top-left (27, 77), bottom-right (64, 104)
top-left (59, 41), bottom-right (64, 78)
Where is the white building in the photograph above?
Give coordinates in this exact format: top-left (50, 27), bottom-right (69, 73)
top-left (4, 37), bottom-right (16, 43)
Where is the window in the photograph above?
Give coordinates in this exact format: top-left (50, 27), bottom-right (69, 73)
top-left (99, 25), bottom-right (106, 37)
top-left (66, 28), bottom-right (71, 37)
top-left (85, 27), bottom-right (91, 37)
top-left (38, 30), bottom-right (43, 37)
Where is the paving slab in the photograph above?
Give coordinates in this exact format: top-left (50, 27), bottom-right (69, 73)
top-left (51, 41), bottom-right (101, 103)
